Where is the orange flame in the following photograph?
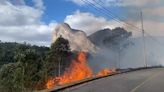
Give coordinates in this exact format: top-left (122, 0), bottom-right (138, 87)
top-left (46, 52), bottom-right (93, 89)
top-left (46, 52), bottom-right (113, 89)
top-left (46, 79), bottom-right (56, 89)
top-left (97, 68), bottom-right (113, 76)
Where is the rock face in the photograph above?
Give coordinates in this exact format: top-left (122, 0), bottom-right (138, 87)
top-left (88, 29), bottom-right (113, 47)
top-left (88, 28), bottom-right (132, 49)
top-left (53, 23), bottom-right (96, 53)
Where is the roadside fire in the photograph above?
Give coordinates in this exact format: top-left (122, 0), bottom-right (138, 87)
top-left (46, 52), bottom-right (113, 89)
top-left (97, 68), bottom-right (113, 76)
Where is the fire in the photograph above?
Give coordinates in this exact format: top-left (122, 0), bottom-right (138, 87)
top-left (46, 52), bottom-right (113, 89)
top-left (46, 52), bottom-right (93, 89)
top-left (97, 68), bottom-right (113, 76)
top-left (46, 79), bottom-right (56, 89)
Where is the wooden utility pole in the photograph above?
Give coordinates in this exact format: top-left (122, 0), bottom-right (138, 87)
top-left (141, 11), bottom-right (147, 67)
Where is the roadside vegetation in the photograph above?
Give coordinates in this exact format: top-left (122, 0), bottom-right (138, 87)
top-left (0, 36), bottom-right (72, 92)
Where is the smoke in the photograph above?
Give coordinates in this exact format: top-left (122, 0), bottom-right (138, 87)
top-left (52, 23), bottom-right (96, 53)
top-left (53, 23), bottom-right (164, 72)
top-left (87, 28), bottom-right (164, 70)
top-left (89, 36), bottom-right (164, 71)
top-left (88, 47), bottom-right (118, 73)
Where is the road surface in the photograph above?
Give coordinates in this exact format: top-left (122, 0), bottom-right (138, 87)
top-left (58, 68), bottom-right (164, 92)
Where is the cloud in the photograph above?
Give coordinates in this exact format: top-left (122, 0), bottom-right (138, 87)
top-left (0, 0), bottom-right (54, 46)
top-left (69, 0), bottom-right (164, 21)
top-left (33, 0), bottom-right (45, 10)
top-left (69, 0), bottom-right (162, 7)
top-left (67, 0), bottom-right (85, 6)
top-left (64, 10), bottom-right (123, 35)
top-left (1, 0), bottom-right (164, 47)
top-left (0, 2), bottom-right (42, 26)
top-left (0, 0), bottom-right (122, 46)
top-left (10, 0), bottom-right (26, 5)
top-left (69, 0), bottom-right (164, 37)
top-left (68, 0), bottom-right (122, 6)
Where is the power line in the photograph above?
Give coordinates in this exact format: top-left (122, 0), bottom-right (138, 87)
top-left (81, 0), bottom-right (164, 48)
top-left (80, 0), bottom-right (123, 27)
top-left (81, 0), bottom-right (142, 33)
top-left (93, 0), bottom-right (143, 31)
top-left (80, 0), bottom-right (164, 68)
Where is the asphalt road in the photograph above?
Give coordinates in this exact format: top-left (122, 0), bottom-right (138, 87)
top-left (59, 68), bottom-right (164, 92)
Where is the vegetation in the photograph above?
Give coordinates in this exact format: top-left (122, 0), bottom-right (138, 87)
top-left (0, 29), bottom-right (132, 91)
top-left (0, 36), bottom-right (71, 91)
top-left (0, 41), bottom-right (49, 67)
top-left (46, 36), bottom-right (71, 77)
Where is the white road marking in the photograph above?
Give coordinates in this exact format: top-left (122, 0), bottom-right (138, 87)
top-left (130, 71), bottom-right (160, 92)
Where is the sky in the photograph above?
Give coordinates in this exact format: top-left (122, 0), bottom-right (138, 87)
top-left (0, 0), bottom-right (164, 46)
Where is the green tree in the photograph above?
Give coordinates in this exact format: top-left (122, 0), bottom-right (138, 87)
top-left (0, 62), bottom-right (25, 92)
top-left (46, 36), bottom-right (71, 77)
top-left (0, 41), bottom-right (49, 68)
top-left (14, 48), bottom-right (43, 89)
top-left (0, 41), bottom-right (50, 91)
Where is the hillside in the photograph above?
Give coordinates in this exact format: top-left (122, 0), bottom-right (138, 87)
top-left (0, 41), bottom-right (49, 67)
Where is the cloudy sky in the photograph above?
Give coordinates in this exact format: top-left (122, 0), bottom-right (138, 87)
top-left (0, 0), bottom-right (164, 46)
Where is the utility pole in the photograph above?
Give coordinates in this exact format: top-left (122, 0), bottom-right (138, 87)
top-left (58, 58), bottom-right (61, 76)
top-left (118, 43), bottom-right (121, 69)
top-left (141, 11), bottom-right (147, 67)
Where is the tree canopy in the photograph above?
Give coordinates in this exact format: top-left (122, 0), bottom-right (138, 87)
top-left (0, 37), bottom-right (72, 91)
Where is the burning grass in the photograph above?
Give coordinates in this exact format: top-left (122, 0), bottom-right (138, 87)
top-left (46, 51), bottom-right (113, 89)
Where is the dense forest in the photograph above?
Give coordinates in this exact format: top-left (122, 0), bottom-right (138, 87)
top-left (0, 41), bottom-right (49, 67)
top-left (0, 36), bottom-right (72, 92)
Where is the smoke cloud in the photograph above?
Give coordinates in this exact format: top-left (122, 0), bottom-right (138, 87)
top-left (53, 23), bottom-right (96, 53)
top-left (53, 23), bottom-right (164, 71)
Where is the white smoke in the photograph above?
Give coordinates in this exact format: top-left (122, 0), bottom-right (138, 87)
top-left (52, 23), bottom-right (97, 53)
top-left (52, 23), bottom-right (164, 71)
top-left (89, 36), bottom-right (164, 71)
